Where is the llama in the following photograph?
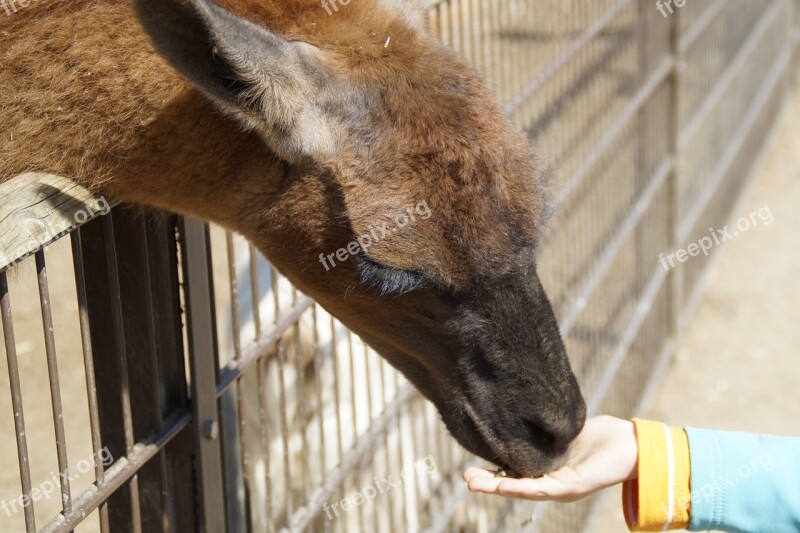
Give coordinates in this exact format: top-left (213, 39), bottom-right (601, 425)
top-left (0, 0), bottom-right (586, 476)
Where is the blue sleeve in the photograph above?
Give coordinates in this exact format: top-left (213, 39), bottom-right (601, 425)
top-left (685, 427), bottom-right (800, 533)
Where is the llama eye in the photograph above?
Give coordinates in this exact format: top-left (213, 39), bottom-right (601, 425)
top-left (355, 255), bottom-right (430, 296)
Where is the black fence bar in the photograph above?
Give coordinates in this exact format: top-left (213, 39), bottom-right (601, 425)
top-left (136, 216), bottom-right (173, 533)
top-left (141, 211), bottom-right (198, 533)
top-left (78, 213), bottom-right (139, 532)
top-left (101, 213), bottom-right (144, 533)
top-left (111, 208), bottom-right (192, 533)
top-left (70, 230), bottom-right (112, 531)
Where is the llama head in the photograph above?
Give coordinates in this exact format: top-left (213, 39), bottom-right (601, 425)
top-left (134, 0), bottom-right (585, 476)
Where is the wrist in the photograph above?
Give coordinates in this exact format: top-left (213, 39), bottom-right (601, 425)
top-left (623, 419), bottom-right (691, 531)
top-left (621, 419), bottom-right (639, 481)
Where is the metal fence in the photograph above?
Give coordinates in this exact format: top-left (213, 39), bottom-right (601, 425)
top-left (1, 0), bottom-right (798, 532)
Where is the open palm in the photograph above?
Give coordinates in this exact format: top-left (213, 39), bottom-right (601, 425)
top-left (463, 416), bottom-right (638, 503)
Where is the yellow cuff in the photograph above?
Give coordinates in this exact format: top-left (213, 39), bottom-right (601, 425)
top-left (623, 419), bottom-right (691, 531)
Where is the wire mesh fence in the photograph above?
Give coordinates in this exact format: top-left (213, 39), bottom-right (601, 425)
top-left (0, 0), bottom-right (797, 532)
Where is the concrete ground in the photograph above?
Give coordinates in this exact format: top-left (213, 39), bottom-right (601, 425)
top-left (594, 82), bottom-right (800, 531)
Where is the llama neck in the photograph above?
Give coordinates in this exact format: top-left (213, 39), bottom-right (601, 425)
top-left (106, 91), bottom-right (286, 233)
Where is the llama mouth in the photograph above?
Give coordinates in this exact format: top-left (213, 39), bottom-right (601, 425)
top-left (456, 401), bottom-right (571, 477)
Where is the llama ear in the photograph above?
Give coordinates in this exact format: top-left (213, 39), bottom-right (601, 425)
top-left (133, 0), bottom-right (338, 163)
top-left (377, 0), bottom-right (429, 32)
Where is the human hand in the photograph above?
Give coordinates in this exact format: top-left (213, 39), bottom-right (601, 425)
top-left (463, 415), bottom-right (638, 502)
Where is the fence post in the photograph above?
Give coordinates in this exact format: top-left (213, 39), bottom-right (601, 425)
top-left (179, 217), bottom-right (228, 533)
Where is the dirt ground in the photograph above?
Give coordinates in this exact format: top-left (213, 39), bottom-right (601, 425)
top-left (594, 83), bottom-right (800, 531)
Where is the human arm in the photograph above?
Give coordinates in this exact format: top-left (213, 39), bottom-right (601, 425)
top-left (463, 416), bottom-right (800, 532)
top-left (682, 427), bottom-right (800, 533)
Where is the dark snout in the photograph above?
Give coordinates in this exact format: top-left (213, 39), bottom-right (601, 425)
top-left (452, 267), bottom-right (587, 475)
top-left (507, 272), bottom-right (586, 450)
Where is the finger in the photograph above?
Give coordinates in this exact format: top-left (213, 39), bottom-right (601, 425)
top-left (494, 476), bottom-right (563, 499)
top-left (466, 475), bottom-right (505, 493)
top-left (469, 475), bottom-right (577, 502)
top-left (462, 467), bottom-right (498, 482)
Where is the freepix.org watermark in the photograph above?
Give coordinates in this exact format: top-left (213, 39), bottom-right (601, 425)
top-left (321, 0), bottom-right (351, 16)
top-left (655, 0), bottom-right (693, 18)
top-left (1, 447), bottom-right (114, 517)
top-left (1, 0), bottom-right (44, 17)
top-left (0, 196), bottom-right (111, 269)
top-left (667, 451), bottom-right (774, 512)
top-left (659, 206), bottom-right (773, 271)
top-left (322, 455), bottom-right (438, 520)
top-left (318, 200), bottom-right (432, 271)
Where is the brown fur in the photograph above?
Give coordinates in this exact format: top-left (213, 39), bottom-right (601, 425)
top-left (0, 0), bottom-right (585, 476)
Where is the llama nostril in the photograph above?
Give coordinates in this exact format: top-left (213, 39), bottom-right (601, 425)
top-left (522, 419), bottom-right (556, 450)
top-left (522, 418), bottom-right (578, 452)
